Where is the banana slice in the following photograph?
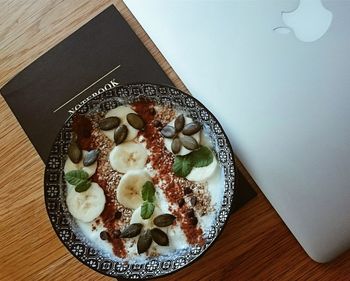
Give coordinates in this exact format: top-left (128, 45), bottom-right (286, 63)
top-left (109, 142), bottom-right (148, 173)
top-left (64, 150), bottom-right (97, 178)
top-left (164, 116), bottom-right (201, 156)
top-left (186, 156), bottom-right (218, 182)
top-left (116, 170), bottom-right (151, 209)
top-left (66, 182), bottom-right (106, 222)
top-left (103, 106), bottom-right (139, 142)
top-left (130, 206), bottom-right (163, 228)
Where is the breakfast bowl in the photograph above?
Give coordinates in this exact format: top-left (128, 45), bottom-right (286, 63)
top-left (44, 83), bottom-right (235, 279)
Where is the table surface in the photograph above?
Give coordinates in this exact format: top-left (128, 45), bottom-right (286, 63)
top-left (1, 1), bottom-right (349, 280)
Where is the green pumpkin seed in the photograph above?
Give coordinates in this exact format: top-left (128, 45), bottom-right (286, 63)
top-left (180, 135), bottom-right (199, 150)
top-left (127, 113), bottom-right (145, 130)
top-left (68, 141), bottom-right (82, 163)
top-left (151, 228), bottom-right (169, 246)
top-left (99, 117), bottom-right (120, 130)
top-left (171, 138), bottom-right (181, 154)
top-left (174, 114), bottom-right (185, 132)
top-left (160, 126), bottom-right (176, 138)
top-left (153, 214), bottom-right (176, 227)
top-left (182, 121), bottom-right (202, 136)
top-left (137, 230), bottom-right (152, 254)
top-left (114, 125), bottom-right (128, 145)
top-left (83, 149), bottom-right (100, 166)
top-left (120, 223), bottom-right (143, 238)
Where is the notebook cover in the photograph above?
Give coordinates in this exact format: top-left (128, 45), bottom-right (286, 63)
top-left (1, 5), bottom-right (173, 161)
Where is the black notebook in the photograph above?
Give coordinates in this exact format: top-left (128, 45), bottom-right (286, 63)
top-left (1, 5), bottom-right (255, 211)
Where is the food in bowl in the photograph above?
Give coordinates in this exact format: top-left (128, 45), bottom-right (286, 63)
top-left (63, 99), bottom-right (224, 259)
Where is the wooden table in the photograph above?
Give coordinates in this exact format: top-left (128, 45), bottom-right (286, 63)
top-left (1, 1), bottom-right (349, 280)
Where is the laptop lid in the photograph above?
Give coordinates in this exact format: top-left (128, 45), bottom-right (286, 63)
top-left (125, 0), bottom-right (350, 262)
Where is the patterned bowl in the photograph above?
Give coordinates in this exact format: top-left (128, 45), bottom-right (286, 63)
top-left (44, 83), bottom-right (235, 279)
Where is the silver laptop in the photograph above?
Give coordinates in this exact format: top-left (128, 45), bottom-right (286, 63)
top-left (125, 0), bottom-right (350, 262)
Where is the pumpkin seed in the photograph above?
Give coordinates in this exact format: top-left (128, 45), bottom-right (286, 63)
top-left (171, 138), bottom-right (181, 154)
top-left (174, 114), bottom-right (185, 132)
top-left (99, 116), bottom-right (120, 130)
top-left (114, 125), bottom-right (128, 145)
top-left (137, 230), bottom-right (152, 254)
top-left (127, 113), bottom-right (145, 130)
top-left (120, 223), bottom-right (143, 238)
top-left (83, 149), bottom-right (100, 166)
top-left (68, 141), bottom-right (82, 163)
top-left (180, 135), bottom-right (199, 150)
top-left (182, 121), bottom-right (202, 136)
top-left (151, 228), bottom-right (169, 246)
top-left (160, 126), bottom-right (176, 138)
top-left (153, 214), bottom-right (176, 227)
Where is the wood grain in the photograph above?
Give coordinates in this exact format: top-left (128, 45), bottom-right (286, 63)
top-left (0, 1), bottom-right (349, 280)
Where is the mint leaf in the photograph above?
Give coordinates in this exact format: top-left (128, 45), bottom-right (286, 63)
top-left (171, 146), bottom-right (215, 177)
top-left (75, 180), bottom-right (91, 192)
top-left (65, 170), bottom-right (89, 186)
top-left (190, 146), bottom-right (213, 168)
top-left (172, 155), bottom-right (193, 177)
top-left (65, 170), bottom-right (91, 192)
top-left (140, 181), bottom-right (155, 218)
top-left (141, 201), bottom-right (155, 219)
top-left (142, 181), bottom-right (155, 202)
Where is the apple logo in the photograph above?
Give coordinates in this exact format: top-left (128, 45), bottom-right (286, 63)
top-left (277, 0), bottom-right (333, 42)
